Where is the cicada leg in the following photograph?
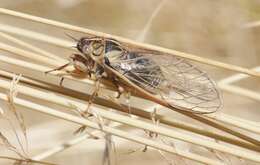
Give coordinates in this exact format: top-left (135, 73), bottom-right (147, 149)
top-left (115, 86), bottom-right (125, 98)
top-left (81, 79), bottom-right (101, 117)
top-left (110, 78), bottom-right (124, 99)
top-left (148, 108), bottom-right (159, 138)
top-left (44, 62), bottom-right (71, 74)
top-left (45, 62), bottom-right (71, 86)
top-left (45, 62), bottom-right (87, 86)
top-left (75, 79), bottom-right (101, 134)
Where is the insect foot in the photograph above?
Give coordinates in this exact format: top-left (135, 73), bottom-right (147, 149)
top-left (116, 86), bottom-right (125, 98)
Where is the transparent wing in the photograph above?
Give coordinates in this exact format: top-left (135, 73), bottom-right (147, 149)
top-left (106, 48), bottom-right (222, 114)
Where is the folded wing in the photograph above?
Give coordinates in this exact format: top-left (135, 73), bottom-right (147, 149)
top-left (106, 46), bottom-right (222, 114)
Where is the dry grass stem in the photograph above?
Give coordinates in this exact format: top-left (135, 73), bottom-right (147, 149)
top-left (0, 42), bottom-right (64, 66)
top-left (7, 74), bottom-right (29, 156)
top-left (0, 7), bottom-right (260, 165)
top-left (0, 8), bottom-right (260, 77)
top-left (0, 38), bottom-right (260, 157)
top-left (242, 21), bottom-right (260, 28)
top-left (0, 23), bottom-right (73, 49)
top-left (0, 78), bottom-right (259, 163)
top-left (0, 32), bottom-right (67, 63)
top-left (0, 156), bottom-right (57, 165)
top-left (0, 13), bottom-right (258, 140)
top-left (218, 66), bottom-right (260, 103)
top-left (32, 123), bottom-right (121, 161)
top-left (0, 75), bottom-right (259, 153)
top-left (1, 23), bottom-right (259, 106)
top-left (0, 93), bottom-right (224, 165)
top-left (1, 43), bottom-right (259, 142)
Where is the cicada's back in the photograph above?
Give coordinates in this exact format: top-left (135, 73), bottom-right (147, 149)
top-left (105, 40), bottom-right (222, 114)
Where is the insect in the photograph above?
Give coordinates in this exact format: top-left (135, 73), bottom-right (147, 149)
top-left (50, 36), bottom-right (222, 114)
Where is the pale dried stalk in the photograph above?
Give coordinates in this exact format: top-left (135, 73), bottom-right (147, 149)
top-left (32, 134), bottom-right (92, 161)
top-left (2, 25), bottom-right (260, 114)
top-left (217, 67), bottom-right (260, 111)
top-left (0, 42), bottom-right (64, 67)
top-left (6, 74), bottom-right (29, 158)
top-left (0, 72), bottom-right (259, 153)
top-left (0, 6), bottom-right (258, 164)
top-left (218, 66), bottom-right (260, 103)
top-left (220, 84), bottom-right (260, 102)
top-left (1, 17), bottom-right (259, 108)
top-left (3, 30), bottom-right (260, 161)
top-left (0, 156), bottom-right (56, 165)
top-left (2, 74), bottom-right (260, 154)
top-left (0, 31), bottom-right (67, 63)
top-left (1, 10), bottom-right (260, 112)
top-left (0, 33), bottom-right (260, 133)
top-left (1, 44), bottom-right (260, 151)
top-left (0, 93), bottom-right (223, 165)
top-left (1, 54), bottom-right (258, 165)
top-left (218, 67), bottom-right (260, 85)
top-left (242, 21), bottom-right (260, 28)
top-left (0, 8), bottom-right (260, 77)
top-left (1, 46), bottom-right (260, 138)
top-left (0, 14), bottom-right (259, 137)
top-left (0, 23), bottom-right (73, 49)
top-left (0, 78), bottom-right (259, 163)
top-left (32, 123), bottom-right (121, 161)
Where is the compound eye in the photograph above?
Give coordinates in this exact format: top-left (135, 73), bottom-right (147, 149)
top-left (92, 42), bottom-right (104, 56)
top-left (77, 38), bottom-right (91, 52)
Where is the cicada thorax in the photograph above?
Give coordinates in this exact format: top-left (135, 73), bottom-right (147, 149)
top-left (104, 40), bottom-right (165, 93)
top-left (77, 37), bottom-right (166, 93)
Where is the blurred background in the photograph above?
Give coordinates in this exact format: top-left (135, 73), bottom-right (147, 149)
top-left (0, 0), bottom-right (260, 164)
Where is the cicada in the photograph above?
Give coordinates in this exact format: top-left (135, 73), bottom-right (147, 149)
top-left (55, 36), bottom-right (222, 114)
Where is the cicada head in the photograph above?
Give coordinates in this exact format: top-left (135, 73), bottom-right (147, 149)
top-left (77, 37), bottom-right (105, 63)
top-left (76, 37), bottom-right (91, 54)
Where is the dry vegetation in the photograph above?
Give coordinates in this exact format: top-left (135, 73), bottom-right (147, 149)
top-left (0, 1), bottom-right (260, 165)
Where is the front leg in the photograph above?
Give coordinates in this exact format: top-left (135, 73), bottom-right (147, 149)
top-left (45, 62), bottom-right (70, 74)
top-left (48, 54), bottom-right (94, 86)
top-left (44, 62), bottom-right (71, 86)
top-left (80, 64), bottom-right (105, 117)
top-left (83, 79), bottom-right (101, 117)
